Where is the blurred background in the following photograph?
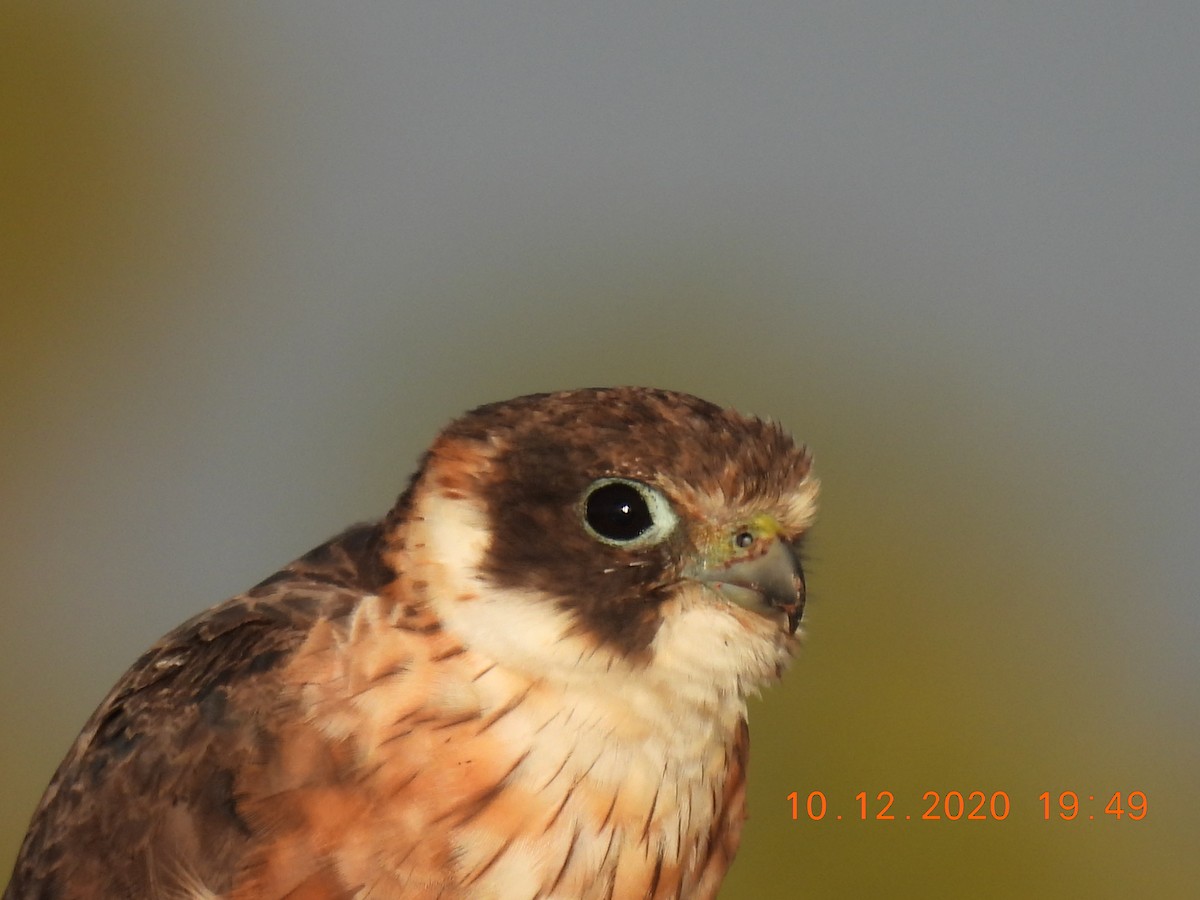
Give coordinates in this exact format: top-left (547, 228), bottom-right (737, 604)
top-left (2, 2), bottom-right (1196, 896)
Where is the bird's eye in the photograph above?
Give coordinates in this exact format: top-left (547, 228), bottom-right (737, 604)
top-left (582, 478), bottom-right (678, 547)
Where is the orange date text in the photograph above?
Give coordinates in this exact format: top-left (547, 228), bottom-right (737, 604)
top-left (786, 790), bottom-right (1148, 822)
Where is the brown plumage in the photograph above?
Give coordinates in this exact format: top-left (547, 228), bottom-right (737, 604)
top-left (5, 387), bottom-right (818, 900)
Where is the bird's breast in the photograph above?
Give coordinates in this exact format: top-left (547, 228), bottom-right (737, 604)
top-left (241, 594), bottom-right (748, 899)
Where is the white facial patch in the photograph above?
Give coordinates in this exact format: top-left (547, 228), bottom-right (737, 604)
top-left (409, 490), bottom-right (628, 682)
top-left (650, 583), bottom-right (796, 706)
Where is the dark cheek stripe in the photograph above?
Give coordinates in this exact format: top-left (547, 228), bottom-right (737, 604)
top-left (479, 471), bottom-right (669, 657)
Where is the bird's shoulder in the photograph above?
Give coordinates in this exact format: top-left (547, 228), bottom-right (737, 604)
top-left (5, 522), bottom-right (395, 899)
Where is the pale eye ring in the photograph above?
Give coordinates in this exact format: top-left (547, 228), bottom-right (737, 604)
top-left (581, 478), bottom-right (678, 547)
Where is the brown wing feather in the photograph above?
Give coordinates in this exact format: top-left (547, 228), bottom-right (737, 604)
top-left (4, 523), bottom-right (392, 900)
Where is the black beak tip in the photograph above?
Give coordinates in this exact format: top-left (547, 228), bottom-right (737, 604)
top-left (781, 574), bottom-right (806, 634)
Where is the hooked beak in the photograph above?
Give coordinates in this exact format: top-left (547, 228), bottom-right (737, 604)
top-left (686, 536), bottom-right (806, 633)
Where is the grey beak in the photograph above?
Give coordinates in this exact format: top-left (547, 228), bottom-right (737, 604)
top-left (690, 539), bottom-right (806, 633)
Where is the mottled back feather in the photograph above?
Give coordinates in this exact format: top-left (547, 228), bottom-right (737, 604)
top-left (4, 524), bottom-right (390, 899)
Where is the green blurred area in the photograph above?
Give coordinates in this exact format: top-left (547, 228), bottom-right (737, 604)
top-left (2, 3), bottom-right (1195, 897)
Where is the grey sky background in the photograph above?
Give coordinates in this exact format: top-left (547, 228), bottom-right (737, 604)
top-left (3, 3), bottom-right (1197, 895)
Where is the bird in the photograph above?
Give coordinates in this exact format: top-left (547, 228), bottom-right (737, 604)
top-left (4, 386), bottom-right (818, 900)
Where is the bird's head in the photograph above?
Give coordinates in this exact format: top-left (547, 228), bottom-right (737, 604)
top-left (387, 387), bottom-right (818, 697)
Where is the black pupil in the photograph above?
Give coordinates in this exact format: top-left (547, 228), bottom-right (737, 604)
top-left (586, 482), bottom-right (654, 542)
